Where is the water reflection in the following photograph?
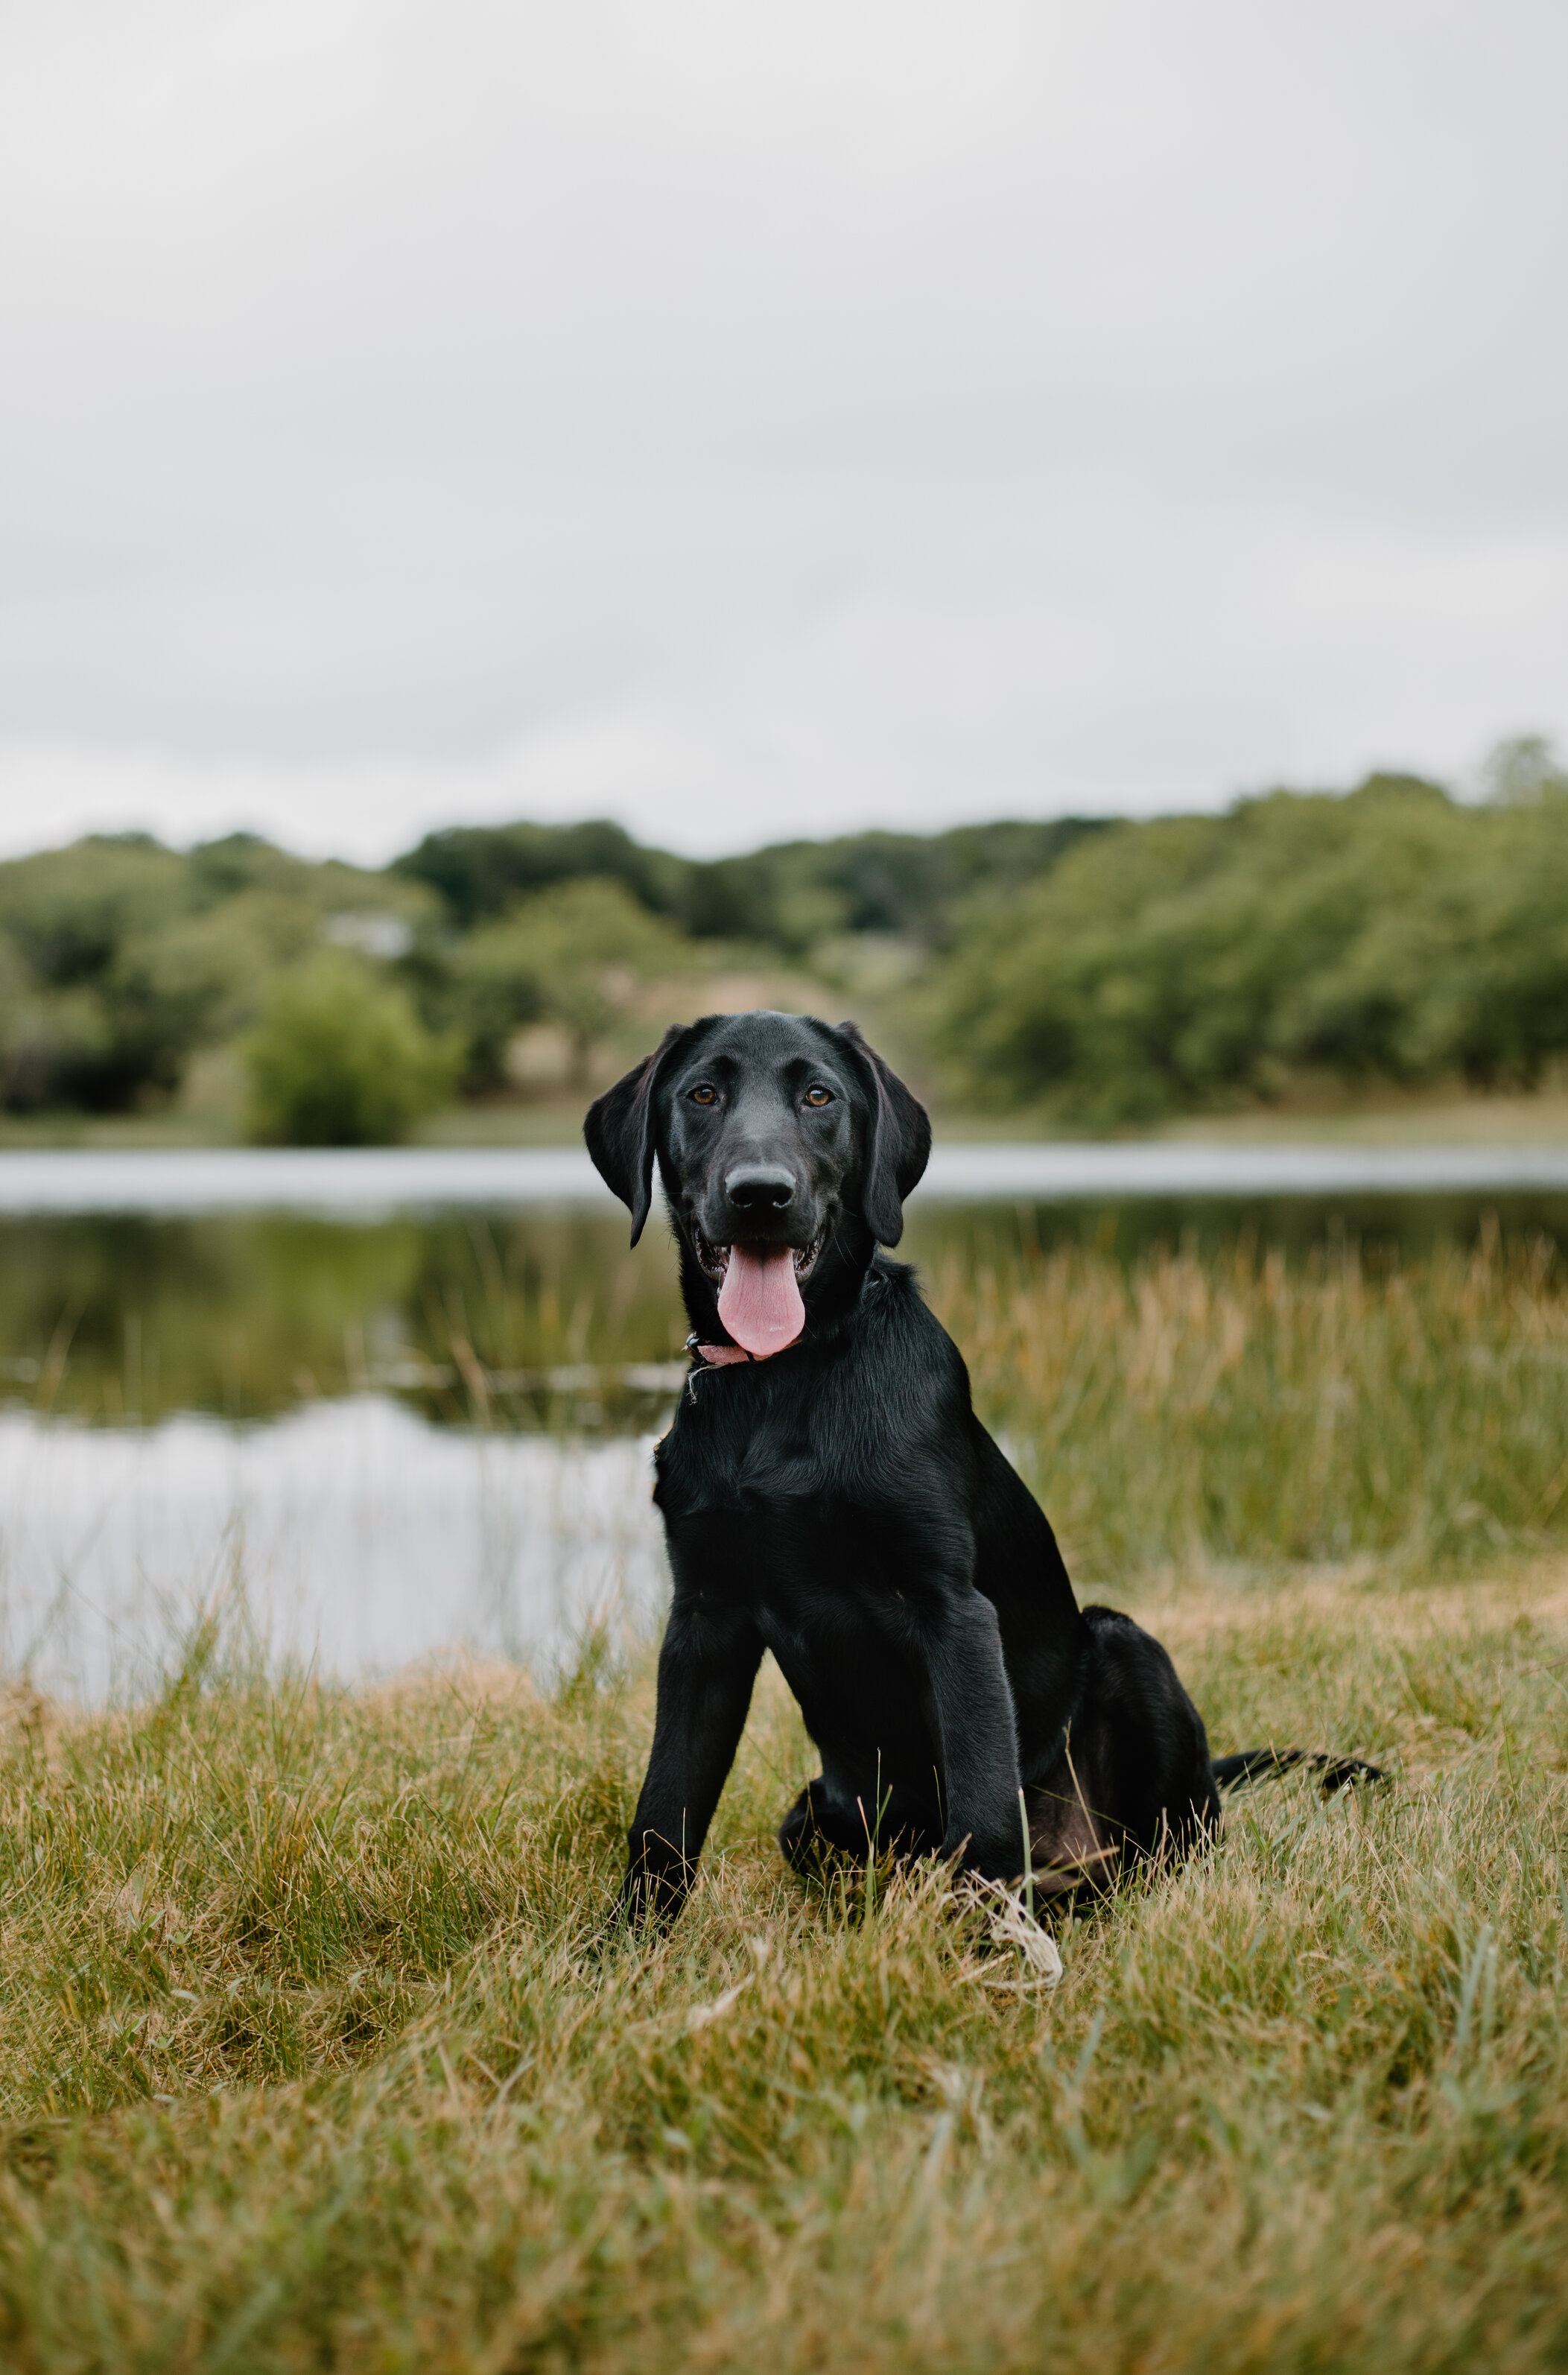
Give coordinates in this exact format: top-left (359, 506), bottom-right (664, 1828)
top-left (5, 1194), bottom-right (1565, 1433)
top-left (0, 1399), bottom-right (666, 1703)
top-left (0, 1211), bottom-right (687, 1430)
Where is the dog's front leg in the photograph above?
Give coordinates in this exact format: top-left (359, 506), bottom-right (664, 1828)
top-left (917, 1587), bottom-right (1025, 1881)
top-left (620, 1587), bottom-right (763, 1927)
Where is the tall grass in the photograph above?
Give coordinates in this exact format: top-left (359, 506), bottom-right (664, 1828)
top-left (1, 1240), bottom-right (1567, 2369)
top-left (932, 1220), bottom-right (1568, 1575)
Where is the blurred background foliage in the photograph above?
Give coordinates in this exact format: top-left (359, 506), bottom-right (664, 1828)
top-left (1, 741), bottom-right (1565, 1141)
top-left (936, 761), bottom-right (1568, 1122)
top-left (242, 955), bottom-right (463, 1146)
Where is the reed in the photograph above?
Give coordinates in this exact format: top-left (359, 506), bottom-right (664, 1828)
top-left (931, 1220), bottom-right (1568, 1576)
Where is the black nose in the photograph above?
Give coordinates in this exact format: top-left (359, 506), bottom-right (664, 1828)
top-left (725, 1164), bottom-right (796, 1214)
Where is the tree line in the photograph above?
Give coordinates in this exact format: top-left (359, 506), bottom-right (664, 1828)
top-left (1, 745), bottom-right (1564, 1136)
top-left (935, 761), bottom-right (1568, 1119)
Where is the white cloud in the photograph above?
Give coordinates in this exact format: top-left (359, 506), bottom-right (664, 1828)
top-left (1, 1), bottom-right (1566, 861)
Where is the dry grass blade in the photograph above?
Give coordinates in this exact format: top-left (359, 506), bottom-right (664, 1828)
top-left (956, 1874), bottom-right (1065, 1992)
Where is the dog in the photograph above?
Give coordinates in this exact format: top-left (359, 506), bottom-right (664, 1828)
top-left (585, 1009), bottom-right (1379, 1924)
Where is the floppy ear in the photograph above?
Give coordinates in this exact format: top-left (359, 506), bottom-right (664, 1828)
top-left (583, 1024), bottom-right (690, 1246)
top-left (834, 1021), bottom-right (931, 1247)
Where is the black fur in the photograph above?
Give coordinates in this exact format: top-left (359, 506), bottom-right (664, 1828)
top-left (1211, 1748), bottom-right (1382, 1795)
top-left (585, 1009), bottom-right (1380, 1925)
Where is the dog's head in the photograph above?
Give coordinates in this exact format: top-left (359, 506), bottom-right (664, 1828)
top-left (584, 1011), bottom-right (930, 1351)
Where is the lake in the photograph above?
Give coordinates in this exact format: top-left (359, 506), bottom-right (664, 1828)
top-left (4, 1144), bottom-right (1567, 1701)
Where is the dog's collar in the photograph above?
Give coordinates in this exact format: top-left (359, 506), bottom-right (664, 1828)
top-left (685, 1331), bottom-right (801, 1368)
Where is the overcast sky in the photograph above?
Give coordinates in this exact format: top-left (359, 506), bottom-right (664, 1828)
top-left (2, 1), bottom-right (1565, 863)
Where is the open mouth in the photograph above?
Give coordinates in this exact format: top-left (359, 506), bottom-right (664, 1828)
top-left (695, 1224), bottom-right (826, 1286)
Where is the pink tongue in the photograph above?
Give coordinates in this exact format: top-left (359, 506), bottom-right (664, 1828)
top-left (717, 1243), bottom-right (805, 1357)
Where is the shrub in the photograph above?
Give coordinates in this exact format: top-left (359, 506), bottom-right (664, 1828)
top-left (446, 878), bottom-right (692, 1091)
top-left (0, 837), bottom-right (223, 1112)
top-left (933, 773), bottom-right (1568, 1118)
top-left (243, 954), bottom-right (461, 1145)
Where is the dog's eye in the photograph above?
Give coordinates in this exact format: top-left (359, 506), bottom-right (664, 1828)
top-left (804, 1085), bottom-right (833, 1107)
top-left (689, 1083), bottom-right (717, 1106)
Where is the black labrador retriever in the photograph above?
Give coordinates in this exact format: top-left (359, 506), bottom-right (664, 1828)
top-left (586, 1009), bottom-right (1377, 1924)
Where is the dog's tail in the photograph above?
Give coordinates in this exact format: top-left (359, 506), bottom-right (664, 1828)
top-left (1212, 1747), bottom-right (1386, 1796)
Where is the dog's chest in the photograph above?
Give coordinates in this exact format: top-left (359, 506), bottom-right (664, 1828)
top-left (675, 1489), bottom-right (905, 1692)
top-left (656, 1398), bottom-right (915, 1661)
top-left (655, 1372), bottom-right (838, 1512)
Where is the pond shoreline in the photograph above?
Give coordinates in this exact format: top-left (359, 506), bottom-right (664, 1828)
top-left (6, 1139), bottom-right (1568, 1216)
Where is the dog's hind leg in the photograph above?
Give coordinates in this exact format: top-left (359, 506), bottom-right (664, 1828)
top-left (778, 1778), bottom-right (866, 1870)
top-left (778, 1772), bottom-right (942, 1871)
top-left (1024, 1780), bottom-right (1123, 1899)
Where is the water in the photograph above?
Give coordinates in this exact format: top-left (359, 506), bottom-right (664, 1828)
top-left (2, 1144), bottom-right (1566, 1702)
top-left (3, 1140), bottom-right (1568, 1217)
top-left (0, 1401), bottom-right (665, 1704)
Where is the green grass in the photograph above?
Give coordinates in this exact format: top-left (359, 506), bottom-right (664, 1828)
top-left (3, 1244), bottom-right (1568, 2368)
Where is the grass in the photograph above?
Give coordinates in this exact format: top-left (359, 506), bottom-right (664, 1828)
top-left (1, 1238), bottom-right (1568, 2368)
top-left (936, 1220), bottom-right (1568, 1576)
top-left (1155, 1079), bottom-right (1568, 1147)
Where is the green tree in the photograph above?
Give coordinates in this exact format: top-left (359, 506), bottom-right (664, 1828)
top-left (0, 831), bottom-right (440, 1115)
top-left (0, 836), bottom-right (216, 1110)
top-left (933, 773), bottom-right (1568, 1118)
top-left (450, 878), bottom-right (691, 1090)
top-left (243, 955), bottom-right (461, 1145)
